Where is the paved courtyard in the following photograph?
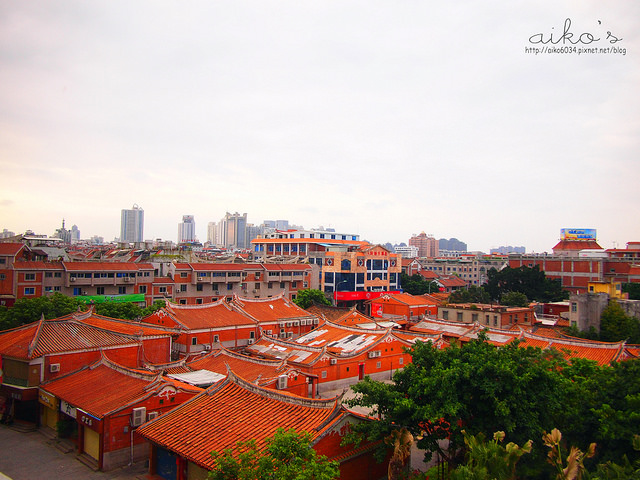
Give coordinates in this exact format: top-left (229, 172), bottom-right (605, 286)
top-left (0, 425), bottom-right (148, 480)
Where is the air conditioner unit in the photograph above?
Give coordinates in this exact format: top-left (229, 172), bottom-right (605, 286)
top-left (214, 291), bottom-right (220, 294)
top-left (287, 332), bottom-right (293, 338)
top-left (368, 351), bottom-right (381, 359)
top-left (277, 375), bottom-right (288, 389)
top-left (131, 407), bottom-right (147, 427)
top-left (70, 277), bottom-right (76, 282)
top-left (50, 363), bottom-right (60, 373)
top-left (313, 319), bottom-right (319, 325)
top-left (203, 344), bottom-right (211, 351)
top-left (147, 411), bottom-right (159, 421)
top-left (247, 339), bottom-right (255, 345)
top-left (252, 289), bottom-right (257, 293)
top-left (198, 277), bottom-right (205, 281)
top-left (279, 332), bottom-right (287, 339)
top-left (124, 277), bottom-right (132, 282)
top-left (330, 358), bottom-right (337, 365)
top-left (294, 321), bottom-right (299, 326)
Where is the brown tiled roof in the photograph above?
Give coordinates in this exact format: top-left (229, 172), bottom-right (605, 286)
top-left (80, 314), bottom-right (179, 337)
top-left (40, 358), bottom-right (201, 418)
top-left (0, 314), bottom-right (141, 360)
top-left (232, 294), bottom-right (317, 323)
top-left (518, 332), bottom-right (625, 366)
top-left (371, 293), bottom-right (436, 307)
top-left (148, 300), bottom-right (256, 331)
top-left (333, 309), bottom-right (374, 326)
top-left (186, 348), bottom-right (287, 384)
top-left (0, 243), bottom-right (25, 256)
top-left (12, 261), bottom-right (64, 270)
top-left (63, 262), bottom-right (141, 271)
top-left (136, 371), bottom-right (342, 470)
top-left (552, 240), bottom-right (603, 251)
top-left (305, 304), bottom-right (350, 322)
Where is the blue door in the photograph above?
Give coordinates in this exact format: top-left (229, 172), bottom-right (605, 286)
top-left (157, 448), bottom-right (177, 480)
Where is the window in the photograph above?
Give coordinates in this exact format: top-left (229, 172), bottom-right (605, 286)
top-left (399, 358), bottom-right (404, 365)
top-left (321, 371), bottom-right (327, 379)
top-left (25, 273), bottom-right (36, 281)
top-left (226, 283), bottom-right (233, 290)
top-left (494, 316), bottom-right (498, 326)
top-left (159, 286), bottom-right (167, 293)
top-left (442, 310), bottom-right (449, 320)
top-left (181, 272), bottom-right (188, 278)
top-left (119, 286), bottom-right (127, 294)
top-left (471, 313), bottom-right (478, 322)
top-left (457, 312), bottom-right (463, 321)
top-left (571, 303), bottom-right (577, 313)
top-left (0, 274), bottom-right (5, 280)
top-left (292, 281), bottom-right (297, 289)
top-left (179, 299), bottom-right (186, 304)
top-left (250, 331), bottom-right (255, 339)
top-left (376, 361), bottom-right (381, 369)
top-left (138, 285), bottom-right (147, 294)
top-left (97, 287), bottom-right (105, 295)
top-left (268, 282), bottom-right (273, 289)
top-left (214, 335), bottom-right (219, 343)
top-left (24, 287), bottom-right (35, 295)
top-left (196, 298), bottom-right (203, 304)
top-left (196, 284), bottom-right (203, 292)
top-left (73, 287), bottom-right (81, 296)
top-left (192, 337), bottom-right (197, 345)
top-left (254, 283), bottom-right (260, 290)
top-left (54, 272), bottom-right (62, 278)
top-left (45, 272), bottom-right (52, 278)
top-left (279, 282), bottom-right (285, 289)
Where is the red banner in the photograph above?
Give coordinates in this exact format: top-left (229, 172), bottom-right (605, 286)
top-left (333, 290), bottom-right (402, 301)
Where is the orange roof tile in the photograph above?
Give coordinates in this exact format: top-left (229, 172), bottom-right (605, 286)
top-left (186, 348), bottom-right (287, 385)
top-left (0, 314), bottom-right (141, 360)
top-left (80, 313), bottom-right (179, 338)
top-left (136, 371), bottom-right (342, 470)
top-left (40, 358), bottom-right (201, 417)
top-left (246, 336), bottom-right (325, 365)
top-left (63, 262), bottom-right (142, 271)
top-left (146, 300), bottom-right (256, 331)
top-left (305, 304), bottom-right (351, 322)
top-left (518, 332), bottom-right (625, 366)
top-left (333, 309), bottom-right (374, 326)
top-left (370, 293), bottom-right (436, 307)
top-left (0, 243), bottom-right (25, 256)
top-left (294, 321), bottom-right (395, 357)
top-left (232, 294), bottom-right (318, 324)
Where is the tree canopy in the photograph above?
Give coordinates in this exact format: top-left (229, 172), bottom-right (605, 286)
top-left (400, 273), bottom-right (440, 296)
top-left (292, 289), bottom-right (331, 309)
top-left (208, 428), bottom-right (339, 480)
top-left (599, 300), bottom-right (640, 344)
top-left (485, 266), bottom-right (568, 303)
top-left (448, 286), bottom-right (491, 304)
top-left (0, 294), bottom-right (163, 330)
top-left (345, 335), bottom-right (640, 478)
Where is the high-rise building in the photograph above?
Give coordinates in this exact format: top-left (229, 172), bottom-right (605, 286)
top-left (120, 204), bottom-right (144, 244)
top-left (53, 219), bottom-right (72, 244)
top-left (178, 215), bottom-right (196, 244)
top-left (409, 232), bottom-right (438, 258)
top-left (220, 212), bottom-right (248, 249)
top-left (70, 225), bottom-right (81, 243)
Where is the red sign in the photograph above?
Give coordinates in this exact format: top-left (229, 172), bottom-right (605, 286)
top-left (333, 290), bottom-right (402, 301)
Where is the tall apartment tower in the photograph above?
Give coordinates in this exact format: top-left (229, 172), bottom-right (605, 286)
top-left (219, 212), bottom-right (248, 249)
top-left (409, 232), bottom-right (439, 258)
top-left (178, 215), bottom-right (196, 243)
top-left (120, 204), bottom-right (144, 244)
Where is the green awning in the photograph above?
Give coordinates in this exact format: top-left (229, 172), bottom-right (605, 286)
top-left (76, 293), bottom-right (146, 304)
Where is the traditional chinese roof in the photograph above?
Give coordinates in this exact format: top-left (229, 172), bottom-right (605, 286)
top-left (333, 308), bottom-right (374, 326)
top-left (79, 313), bottom-right (179, 338)
top-left (294, 321), bottom-right (404, 357)
top-left (410, 318), bottom-right (477, 338)
top-left (435, 276), bottom-right (468, 288)
top-left (186, 348), bottom-right (293, 385)
top-left (552, 239), bottom-right (603, 252)
top-left (62, 262), bottom-right (142, 271)
top-left (136, 370), bottom-right (343, 470)
top-left (0, 313), bottom-right (143, 360)
top-left (145, 299), bottom-right (256, 331)
top-left (245, 336), bottom-right (325, 365)
top-left (40, 356), bottom-right (201, 418)
top-left (518, 332), bottom-right (626, 366)
top-left (370, 293), bottom-right (436, 307)
top-left (11, 261), bottom-right (64, 270)
top-left (231, 294), bottom-right (318, 324)
top-left (305, 304), bottom-right (351, 322)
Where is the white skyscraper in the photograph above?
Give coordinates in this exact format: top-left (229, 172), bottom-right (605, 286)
top-left (120, 204), bottom-right (144, 244)
top-left (178, 215), bottom-right (196, 243)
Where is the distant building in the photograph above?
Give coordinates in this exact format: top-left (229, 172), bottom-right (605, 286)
top-left (0, 229), bottom-right (15, 239)
top-left (178, 215), bottom-right (196, 244)
top-left (219, 212), bottom-right (248, 249)
top-left (53, 220), bottom-right (71, 244)
top-left (70, 225), bottom-right (80, 243)
top-left (490, 246), bottom-right (525, 255)
top-left (409, 232), bottom-right (438, 258)
top-left (394, 245), bottom-right (419, 258)
top-left (120, 204), bottom-right (144, 244)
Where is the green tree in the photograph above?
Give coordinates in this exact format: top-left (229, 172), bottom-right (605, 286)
top-left (400, 273), bottom-right (440, 296)
top-left (485, 266), bottom-right (568, 303)
top-left (599, 301), bottom-right (640, 343)
top-left (292, 289), bottom-right (331, 309)
top-left (622, 283), bottom-right (640, 301)
top-left (500, 291), bottom-right (529, 307)
top-left (448, 286), bottom-right (491, 304)
top-left (449, 430), bottom-right (532, 480)
top-left (347, 335), bottom-right (584, 476)
top-left (0, 293), bottom-right (83, 330)
top-left (94, 301), bottom-right (144, 320)
top-left (208, 428), bottom-right (339, 480)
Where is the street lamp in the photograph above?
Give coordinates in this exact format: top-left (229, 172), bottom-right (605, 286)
top-left (333, 280), bottom-right (348, 306)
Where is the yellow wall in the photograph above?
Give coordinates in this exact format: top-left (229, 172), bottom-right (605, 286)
top-left (188, 462), bottom-right (209, 480)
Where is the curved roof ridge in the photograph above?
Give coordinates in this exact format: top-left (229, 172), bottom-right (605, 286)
top-left (323, 318), bottom-right (388, 334)
top-left (99, 351), bottom-right (160, 381)
top-left (27, 314), bottom-right (46, 358)
top-left (165, 298), bottom-right (226, 310)
top-left (522, 331), bottom-right (626, 348)
top-left (265, 334), bottom-right (325, 353)
top-left (223, 365), bottom-right (340, 409)
top-left (215, 346), bottom-right (284, 366)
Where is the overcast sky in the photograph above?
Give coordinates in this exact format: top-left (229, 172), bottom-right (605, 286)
top-left (1, 1), bottom-right (638, 253)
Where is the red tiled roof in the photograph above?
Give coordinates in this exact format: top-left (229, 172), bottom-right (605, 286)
top-left (370, 293), bottom-right (436, 307)
top-left (246, 336), bottom-right (325, 365)
top-left (148, 300), bottom-right (256, 331)
top-left (436, 276), bottom-right (468, 287)
top-left (333, 309), bottom-right (374, 326)
top-left (552, 240), bottom-right (603, 251)
top-left (418, 270), bottom-right (439, 280)
top-left (518, 333), bottom-right (625, 366)
top-left (136, 371), bottom-right (342, 470)
top-left (63, 262), bottom-right (141, 271)
top-left (232, 294), bottom-right (317, 324)
top-left (0, 314), bottom-right (141, 360)
top-left (0, 243), bottom-right (25, 256)
top-left (294, 321), bottom-right (393, 357)
top-left (190, 263), bottom-right (249, 272)
top-left (252, 238), bottom-right (369, 247)
top-left (79, 314), bottom-right (179, 337)
top-left (305, 304), bottom-right (350, 322)
top-left (40, 358), bottom-right (201, 418)
top-left (12, 261), bottom-right (64, 270)
top-left (187, 348), bottom-right (286, 385)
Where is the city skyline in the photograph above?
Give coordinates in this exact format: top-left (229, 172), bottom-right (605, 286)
top-left (2, 1), bottom-right (639, 253)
